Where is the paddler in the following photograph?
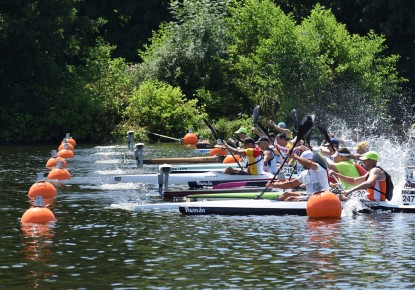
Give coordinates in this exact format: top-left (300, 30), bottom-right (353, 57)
top-left (255, 137), bottom-right (280, 175)
top-left (222, 137), bottom-right (264, 175)
top-left (267, 150), bottom-right (329, 201)
top-left (327, 147), bottom-right (366, 192)
top-left (329, 151), bottom-right (389, 201)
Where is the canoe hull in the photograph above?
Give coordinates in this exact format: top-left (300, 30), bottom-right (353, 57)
top-left (143, 155), bottom-right (225, 164)
top-left (108, 171), bottom-right (274, 185)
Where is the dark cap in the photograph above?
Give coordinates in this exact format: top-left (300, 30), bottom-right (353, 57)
top-left (256, 137), bottom-right (269, 143)
top-left (242, 137), bottom-right (256, 145)
top-left (277, 133), bottom-right (288, 141)
top-left (331, 147), bottom-right (351, 158)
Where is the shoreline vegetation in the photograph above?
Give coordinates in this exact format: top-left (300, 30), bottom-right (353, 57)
top-left (1, 0), bottom-right (414, 144)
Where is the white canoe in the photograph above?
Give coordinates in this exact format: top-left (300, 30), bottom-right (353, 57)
top-left (111, 189), bottom-right (415, 215)
top-left (170, 163), bottom-right (238, 173)
top-left (107, 171), bottom-right (275, 186)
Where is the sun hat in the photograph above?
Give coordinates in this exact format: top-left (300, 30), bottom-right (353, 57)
top-left (353, 141), bottom-right (369, 150)
top-left (278, 122), bottom-right (287, 128)
top-left (300, 150), bottom-right (314, 160)
top-left (331, 147), bottom-right (351, 158)
top-left (360, 151), bottom-right (380, 161)
top-left (241, 137), bottom-right (255, 145)
top-left (256, 137), bottom-right (269, 143)
top-left (235, 127), bottom-right (247, 134)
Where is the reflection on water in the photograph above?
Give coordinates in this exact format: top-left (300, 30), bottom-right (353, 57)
top-left (1, 143), bottom-right (415, 288)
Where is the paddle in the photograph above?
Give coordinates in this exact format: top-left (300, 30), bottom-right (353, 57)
top-left (252, 103), bottom-right (279, 143)
top-left (317, 125), bottom-right (336, 152)
top-left (147, 131), bottom-right (182, 142)
top-left (255, 115), bottom-right (314, 199)
top-left (290, 109), bottom-right (300, 130)
top-left (203, 119), bottom-right (247, 174)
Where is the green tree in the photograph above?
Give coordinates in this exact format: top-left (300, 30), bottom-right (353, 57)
top-left (225, 1), bottom-right (404, 127)
top-left (138, 0), bottom-right (237, 117)
top-left (122, 80), bottom-right (207, 139)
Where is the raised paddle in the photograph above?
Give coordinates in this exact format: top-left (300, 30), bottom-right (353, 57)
top-left (203, 118), bottom-right (247, 174)
top-left (290, 109), bottom-right (300, 130)
top-left (317, 125), bottom-right (336, 152)
top-left (255, 115), bottom-right (314, 199)
top-left (252, 103), bottom-right (279, 143)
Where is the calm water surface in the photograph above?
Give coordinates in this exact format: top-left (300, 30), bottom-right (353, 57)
top-left (1, 143), bottom-right (415, 289)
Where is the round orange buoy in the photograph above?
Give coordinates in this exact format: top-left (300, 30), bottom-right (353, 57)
top-left (64, 133), bottom-right (77, 147)
top-left (47, 168), bottom-right (71, 180)
top-left (306, 191), bottom-right (342, 218)
top-left (46, 157), bottom-right (67, 168)
top-left (209, 147), bottom-right (227, 156)
top-left (223, 155), bottom-right (241, 163)
top-left (28, 181), bottom-right (57, 198)
top-left (21, 207), bottom-right (56, 223)
top-left (67, 137), bottom-right (76, 147)
top-left (183, 133), bottom-right (198, 145)
top-left (58, 141), bottom-right (74, 151)
top-left (57, 148), bottom-right (74, 159)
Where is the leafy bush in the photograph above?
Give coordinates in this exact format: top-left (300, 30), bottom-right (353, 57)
top-left (122, 80), bottom-right (207, 140)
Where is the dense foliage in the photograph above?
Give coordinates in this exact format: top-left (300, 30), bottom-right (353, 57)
top-left (0, 0), bottom-right (413, 143)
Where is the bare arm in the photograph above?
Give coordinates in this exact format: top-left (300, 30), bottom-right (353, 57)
top-left (329, 169), bottom-right (366, 186)
top-left (267, 178), bottom-right (301, 189)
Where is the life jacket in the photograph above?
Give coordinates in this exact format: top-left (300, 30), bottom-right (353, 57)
top-left (244, 147), bottom-right (264, 175)
top-left (366, 167), bottom-right (388, 201)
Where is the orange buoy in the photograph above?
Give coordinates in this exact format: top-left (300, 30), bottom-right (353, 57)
top-left (183, 128), bottom-right (198, 145)
top-left (46, 156), bottom-right (67, 168)
top-left (65, 133), bottom-right (77, 147)
top-left (47, 168), bottom-right (71, 180)
top-left (28, 180), bottom-right (57, 198)
top-left (223, 155), bottom-right (241, 163)
top-left (57, 148), bottom-right (74, 159)
top-left (21, 207), bottom-right (56, 223)
top-left (58, 140), bottom-right (74, 151)
top-left (306, 191), bottom-right (342, 218)
top-left (209, 147), bottom-right (227, 156)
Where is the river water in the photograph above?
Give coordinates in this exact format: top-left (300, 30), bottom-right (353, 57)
top-left (1, 141), bottom-right (415, 289)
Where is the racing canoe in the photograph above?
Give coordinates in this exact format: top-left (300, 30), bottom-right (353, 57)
top-left (170, 163), bottom-right (238, 173)
top-left (143, 155), bottom-right (225, 164)
top-left (108, 171), bottom-right (274, 186)
top-left (163, 187), bottom-right (284, 200)
top-left (179, 189), bottom-right (415, 215)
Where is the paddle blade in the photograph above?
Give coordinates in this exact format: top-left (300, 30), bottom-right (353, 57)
top-left (317, 125), bottom-right (335, 151)
top-left (203, 119), bottom-right (220, 140)
top-left (290, 109), bottom-right (300, 130)
top-left (273, 101), bottom-right (280, 115)
top-left (294, 115), bottom-right (314, 148)
top-left (252, 105), bottom-right (260, 125)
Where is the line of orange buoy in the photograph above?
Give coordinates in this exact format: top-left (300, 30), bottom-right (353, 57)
top-left (21, 133), bottom-right (77, 225)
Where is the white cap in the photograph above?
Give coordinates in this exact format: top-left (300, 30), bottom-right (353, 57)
top-left (300, 150), bottom-right (314, 160)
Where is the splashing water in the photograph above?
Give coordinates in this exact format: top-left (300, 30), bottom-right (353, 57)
top-left (327, 117), bottom-right (415, 204)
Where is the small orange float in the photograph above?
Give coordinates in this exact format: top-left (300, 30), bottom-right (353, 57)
top-left (209, 147), bottom-right (227, 156)
top-left (47, 161), bottom-right (71, 180)
top-left (21, 207), bottom-right (56, 223)
top-left (183, 128), bottom-right (198, 145)
top-left (21, 197), bottom-right (56, 224)
top-left (57, 147), bottom-right (74, 159)
top-left (306, 191), bottom-right (342, 218)
top-left (223, 155), bottom-right (241, 163)
top-left (58, 139), bottom-right (74, 151)
top-left (28, 180), bottom-right (57, 198)
top-left (65, 133), bottom-right (77, 147)
top-left (46, 150), bottom-right (67, 168)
